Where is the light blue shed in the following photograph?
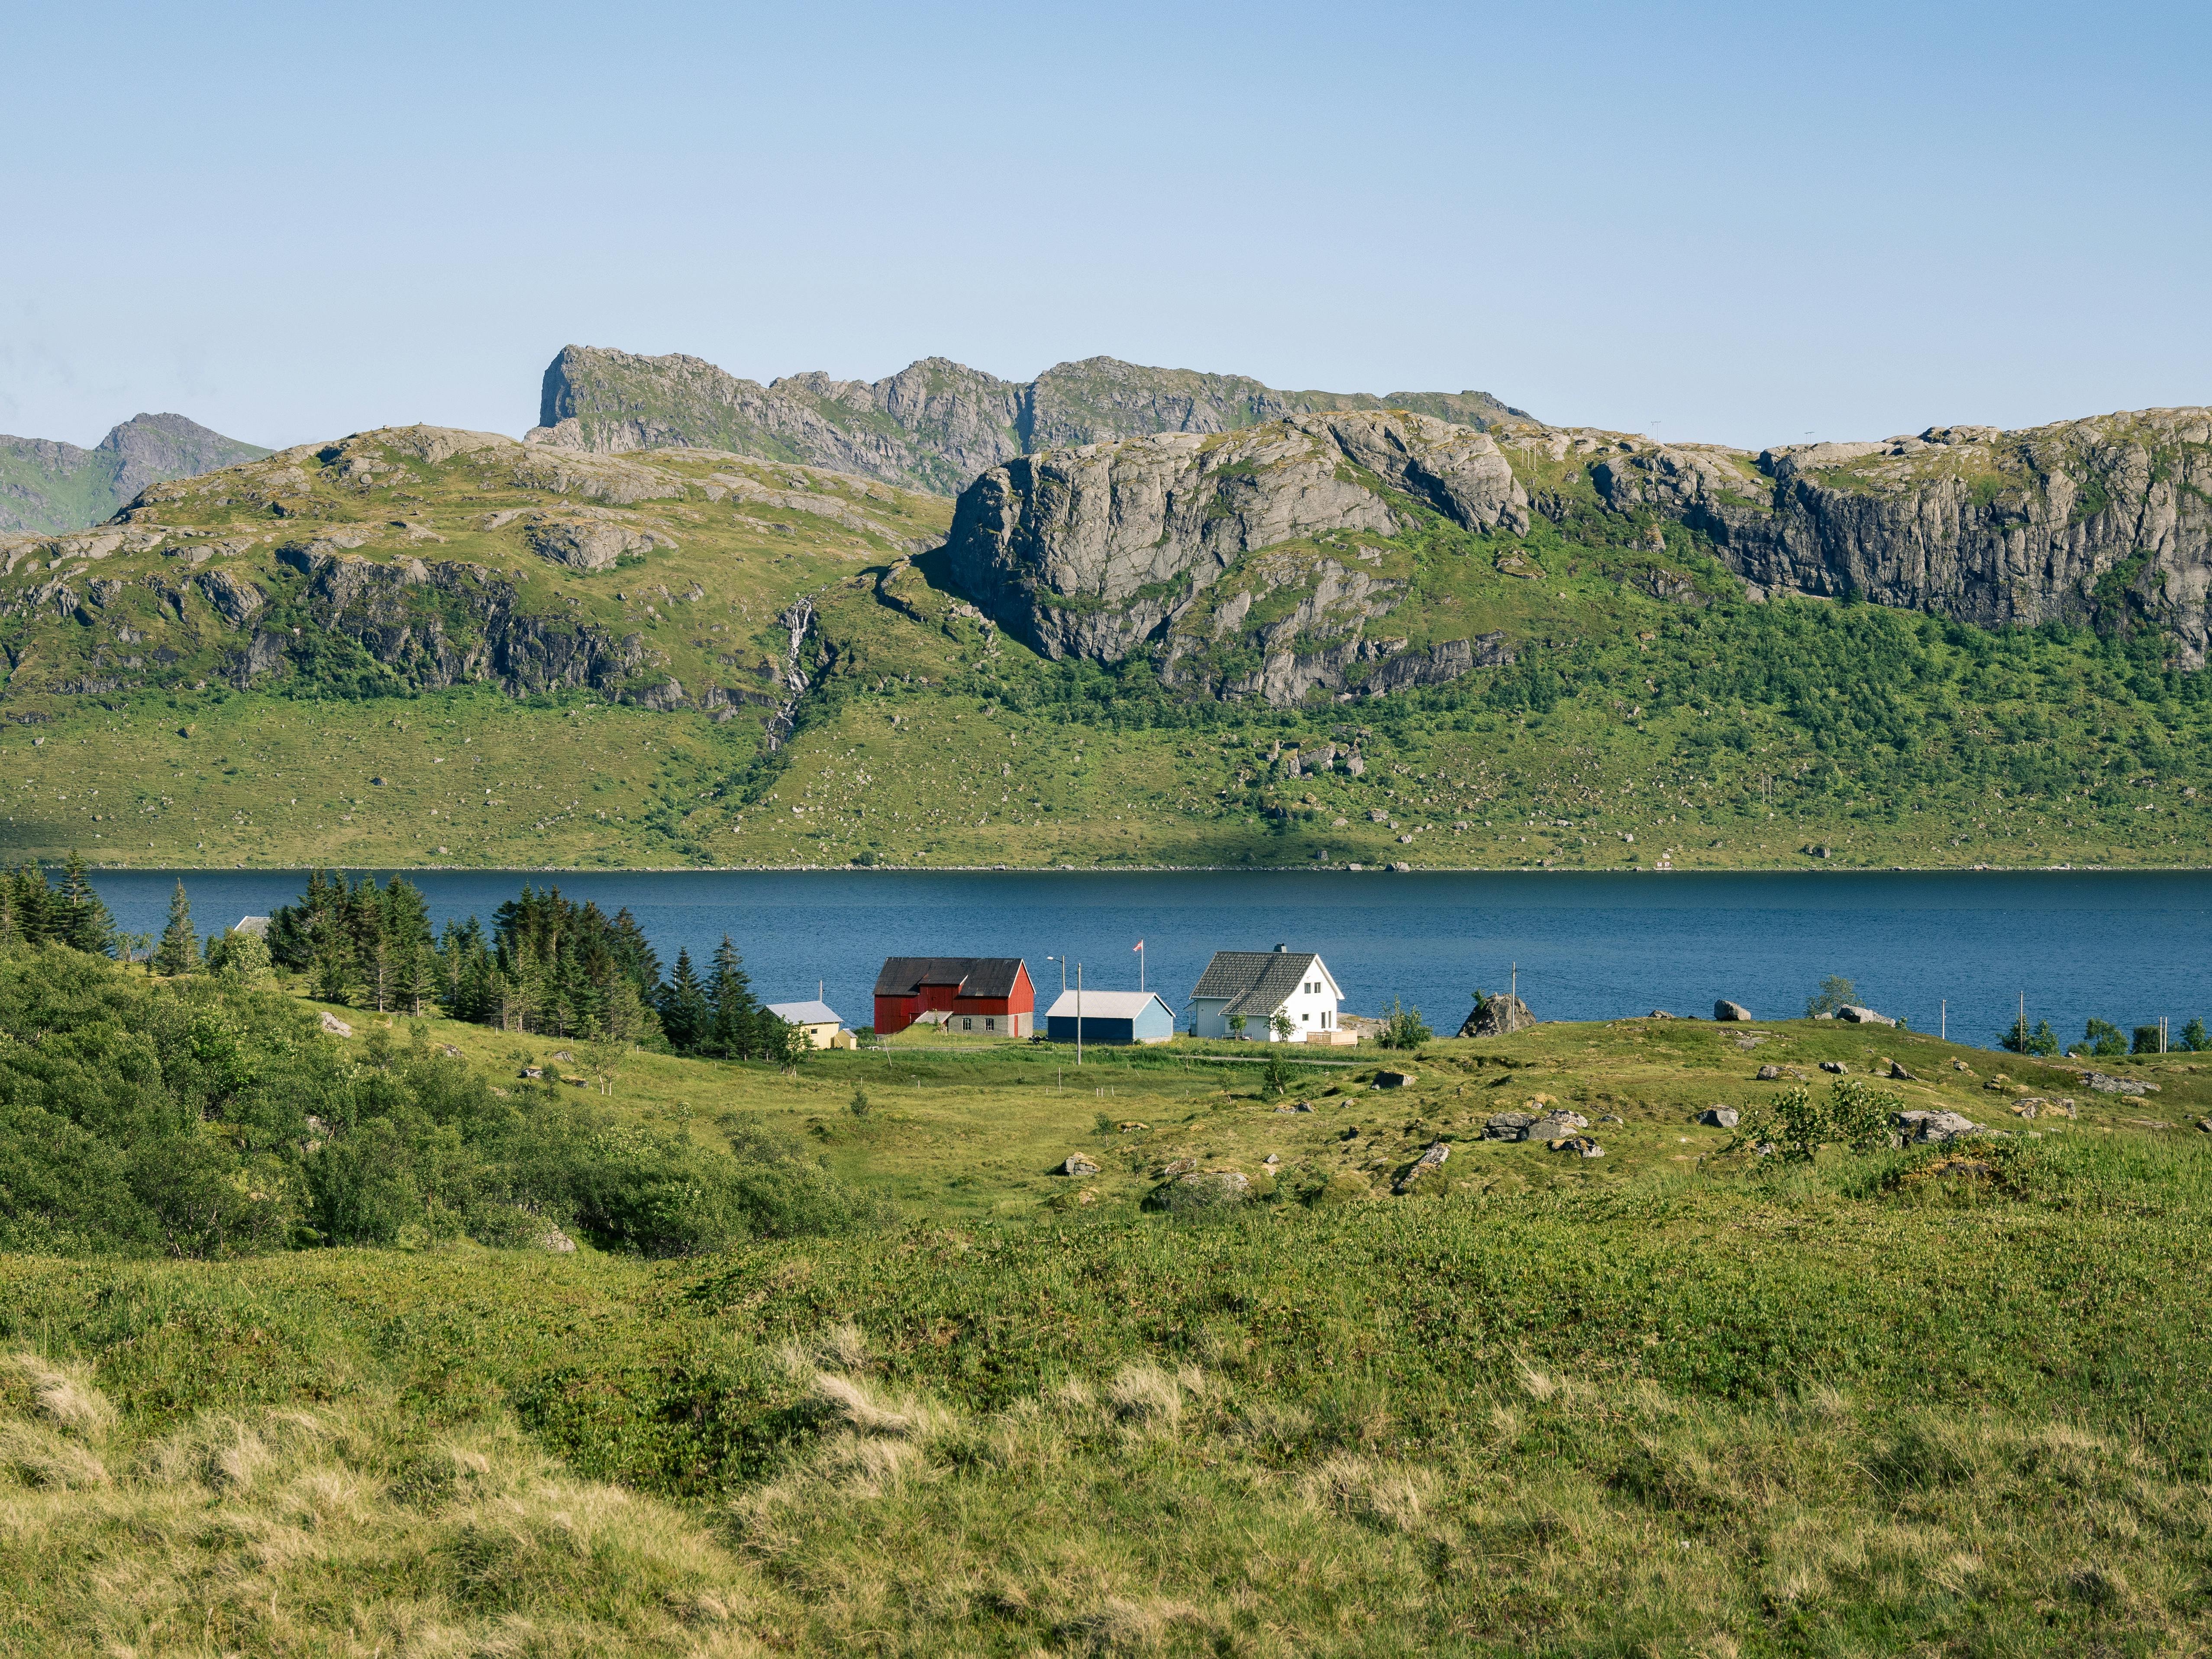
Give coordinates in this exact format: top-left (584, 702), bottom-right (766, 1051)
top-left (1043, 989), bottom-right (1176, 1045)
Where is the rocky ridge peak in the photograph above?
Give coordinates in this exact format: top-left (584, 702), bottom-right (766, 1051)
top-left (528, 344), bottom-right (1532, 498)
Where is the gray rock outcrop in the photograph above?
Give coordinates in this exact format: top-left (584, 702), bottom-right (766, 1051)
top-left (531, 344), bottom-right (1532, 498)
top-left (1714, 1000), bottom-right (1752, 1021)
top-left (1894, 1109), bottom-right (1983, 1144)
top-left (1552, 408), bottom-right (2212, 667)
top-left (944, 412), bottom-right (1530, 670)
top-left (1461, 992), bottom-right (1535, 1037)
top-left (1699, 1107), bottom-right (1740, 1128)
top-left (1837, 1005), bottom-right (1897, 1026)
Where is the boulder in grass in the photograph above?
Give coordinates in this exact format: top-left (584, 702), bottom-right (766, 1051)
top-left (1699, 1107), bottom-right (1739, 1129)
top-left (319, 1010), bottom-right (353, 1037)
top-left (1837, 1005), bottom-right (1897, 1027)
top-left (538, 1229), bottom-right (577, 1254)
top-left (1371, 1070), bottom-right (1415, 1090)
top-left (2086, 1072), bottom-right (2156, 1096)
top-left (1714, 1000), bottom-right (1753, 1022)
top-left (1550, 1134), bottom-right (1605, 1158)
top-left (1888, 1060), bottom-right (1915, 1080)
top-left (1894, 1109), bottom-right (1983, 1144)
top-left (1756, 1064), bottom-right (1783, 1081)
top-left (1526, 1110), bottom-right (1589, 1140)
top-left (1062, 1153), bottom-right (1101, 1177)
top-left (1484, 1112), bottom-right (1538, 1141)
top-left (518, 1065), bottom-right (544, 1080)
top-left (1820, 1060), bottom-right (1847, 1075)
top-left (1393, 1142), bottom-right (1450, 1193)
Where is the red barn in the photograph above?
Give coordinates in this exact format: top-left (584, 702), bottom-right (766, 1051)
top-left (873, 957), bottom-right (1035, 1037)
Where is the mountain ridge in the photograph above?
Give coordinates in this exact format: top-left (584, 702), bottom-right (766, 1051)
top-left (0, 412), bottom-right (271, 535)
top-left (528, 345), bottom-right (1533, 496)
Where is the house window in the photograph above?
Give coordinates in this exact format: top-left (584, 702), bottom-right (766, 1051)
top-left (1301, 1010), bottom-right (1310, 1021)
top-left (985, 1016), bottom-right (995, 1030)
top-left (962, 1017), bottom-right (972, 1032)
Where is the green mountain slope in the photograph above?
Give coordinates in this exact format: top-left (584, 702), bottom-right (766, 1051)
top-left (0, 413), bottom-right (270, 535)
top-left (1, 412), bottom-right (2209, 870)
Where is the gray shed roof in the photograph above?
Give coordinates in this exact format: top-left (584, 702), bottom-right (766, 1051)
top-left (766, 1000), bottom-right (842, 1026)
top-left (1192, 949), bottom-right (1324, 1017)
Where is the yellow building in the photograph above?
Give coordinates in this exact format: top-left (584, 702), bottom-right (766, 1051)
top-left (766, 999), bottom-right (854, 1050)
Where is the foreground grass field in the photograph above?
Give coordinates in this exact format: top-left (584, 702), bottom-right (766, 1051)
top-left (6, 984), bottom-right (2212, 1654)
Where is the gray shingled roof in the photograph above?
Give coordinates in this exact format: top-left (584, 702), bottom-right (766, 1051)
top-left (872, 956), bottom-right (1027, 999)
top-left (1192, 950), bottom-right (1322, 1017)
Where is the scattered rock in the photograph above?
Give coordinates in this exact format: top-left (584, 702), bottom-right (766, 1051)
top-left (2010, 1101), bottom-right (2040, 1120)
top-left (2085, 1072), bottom-right (2157, 1096)
top-left (1062, 1153), bottom-right (1101, 1177)
top-left (1699, 1107), bottom-right (1739, 1129)
top-left (2198, 1118), bottom-right (2212, 1134)
top-left (437, 1043), bottom-right (462, 1058)
top-left (1393, 1142), bottom-right (1450, 1193)
top-left (1391, 861), bottom-right (1412, 873)
top-left (1713, 999), bottom-right (1753, 1021)
top-left (1159, 1158), bottom-right (1198, 1177)
top-left (1550, 1135), bottom-right (1605, 1158)
top-left (1483, 1112), bottom-right (1538, 1140)
top-left (518, 1065), bottom-right (543, 1079)
top-left (1888, 1060), bottom-right (1915, 1080)
top-left (550, 1049), bottom-right (574, 1062)
top-left (1598, 1114), bottom-right (1624, 1124)
top-left (1647, 1010), bottom-right (1676, 1020)
top-left (1117, 1120), bottom-right (1149, 1131)
top-left (319, 1010), bottom-right (353, 1036)
top-left (1263, 1152), bottom-right (1281, 1166)
top-left (1526, 1110), bottom-right (1589, 1141)
top-left (1819, 1060), bottom-right (1846, 1075)
top-left (1894, 1109), bottom-right (1983, 1144)
top-left (1952, 1059), bottom-right (1973, 1072)
top-left (1837, 1005), bottom-right (1897, 1026)
top-left (1460, 992), bottom-right (1535, 1037)
top-left (538, 1229), bottom-right (577, 1254)
top-left (1756, 1064), bottom-right (1783, 1081)
top-left (1371, 1070), bottom-right (1415, 1089)
top-left (1076, 1188), bottom-right (1098, 1206)
top-left (1293, 1101), bottom-right (1313, 1113)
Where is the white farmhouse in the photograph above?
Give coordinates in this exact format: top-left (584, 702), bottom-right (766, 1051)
top-left (1188, 946), bottom-right (1348, 1043)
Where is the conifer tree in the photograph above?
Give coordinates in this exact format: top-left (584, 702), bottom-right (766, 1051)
top-left (153, 880), bottom-right (199, 976)
top-left (707, 935), bottom-right (761, 1059)
top-left (57, 852), bottom-right (116, 957)
top-left (658, 948), bottom-right (710, 1052)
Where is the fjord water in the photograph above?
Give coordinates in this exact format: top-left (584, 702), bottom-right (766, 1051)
top-left (90, 868), bottom-right (2212, 1051)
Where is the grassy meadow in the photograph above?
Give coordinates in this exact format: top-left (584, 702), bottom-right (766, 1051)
top-left (6, 961), bottom-right (2212, 1654)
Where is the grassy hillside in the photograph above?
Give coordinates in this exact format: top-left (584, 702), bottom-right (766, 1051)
top-left (2, 424), bottom-right (2211, 869)
top-left (4, 948), bottom-right (2210, 1652)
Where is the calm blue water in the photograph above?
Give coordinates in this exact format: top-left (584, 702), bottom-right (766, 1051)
top-left (83, 868), bottom-right (2212, 1051)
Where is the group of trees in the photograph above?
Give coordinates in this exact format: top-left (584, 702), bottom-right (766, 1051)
top-left (0, 853), bottom-right (118, 956)
top-left (0, 943), bottom-right (876, 1259)
top-left (261, 875), bottom-right (808, 1067)
top-left (2001, 1013), bottom-right (2209, 1058)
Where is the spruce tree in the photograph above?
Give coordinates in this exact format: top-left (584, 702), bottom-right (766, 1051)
top-left (657, 948), bottom-right (710, 1052)
top-left (153, 880), bottom-right (199, 976)
top-left (57, 852), bottom-right (116, 957)
top-left (707, 935), bottom-right (759, 1059)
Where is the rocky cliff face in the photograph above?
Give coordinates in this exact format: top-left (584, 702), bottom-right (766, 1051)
top-left (1541, 408), bottom-right (2212, 665)
top-left (530, 345), bottom-right (1532, 497)
top-left (0, 413), bottom-right (270, 535)
top-left (943, 411), bottom-right (1530, 703)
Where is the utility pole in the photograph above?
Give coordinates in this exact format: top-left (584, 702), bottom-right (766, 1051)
top-left (1941, 999), bottom-right (1946, 1042)
top-left (1076, 961), bottom-right (1084, 1067)
top-left (2019, 990), bottom-right (2026, 1049)
top-left (1511, 962), bottom-right (1518, 1007)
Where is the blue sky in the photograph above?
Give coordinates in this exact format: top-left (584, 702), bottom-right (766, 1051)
top-left (3, 0), bottom-right (2206, 451)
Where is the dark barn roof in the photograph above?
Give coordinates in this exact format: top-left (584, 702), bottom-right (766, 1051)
top-left (873, 956), bottom-right (1028, 999)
